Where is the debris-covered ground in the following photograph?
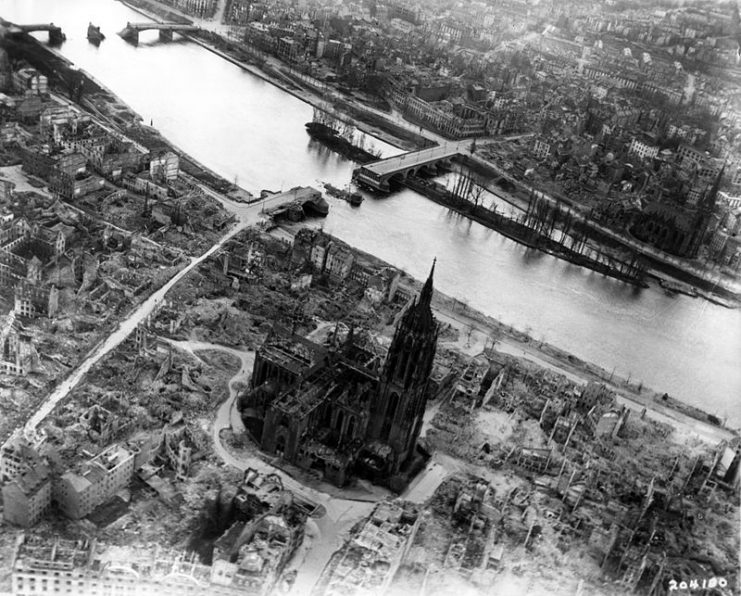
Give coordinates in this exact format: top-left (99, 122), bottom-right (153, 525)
top-left (69, 173), bottom-right (234, 254)
top-left (22, 331), bottom-right (243, 547)
top-left (0, 84), bottom-right (236, 438)
top-left (148, 228), bottom-right (415, 350)
top-left (0, 183), bottom-right (191, 443)
top-left (4, 219), bottom-right (738, 596)
top-left (142, 224), bottom-right (739, 595)
top-left (412, 356), bottom-right (740, 595)
top-left (39, 338), bottom-right (234, 461)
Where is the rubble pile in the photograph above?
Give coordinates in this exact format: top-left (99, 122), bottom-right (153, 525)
top-left (150, 228), bottom-right (412, 353)
top-left (0, 203), bottom-right (737, 596)
top-left (40, 337), bottom-right (234, 458)
top-left (420, 352), bottom-right (740, 594)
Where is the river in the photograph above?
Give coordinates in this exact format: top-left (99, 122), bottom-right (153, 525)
top-left (1, 0), bottom-right (740, 426)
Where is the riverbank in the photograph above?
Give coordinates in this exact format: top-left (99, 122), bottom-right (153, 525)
top-left (427, 290), bottom-right (738, 441)
top-left (77, 71), bottom-right (240, 195)
top-left (7, 29), bottom-right (243, 201)
top-left (187, 33), bottom-right (418, 152)
top-left (191, 21), bottom-right (741, 306)
top-left (274, 221), bottom-right (739, 442)
top-left (115, 0), bottom-right (739, 307)
top-left (428, 292), bottom-right (738, 442)
top-left (117, 0), bottom-right (423, 152)
top-left (464, 153), bottom-right (741, 306)
top-left (13, 15), bottom-right (739, 432)
top-left (397, 176), bottom-right (648, 287)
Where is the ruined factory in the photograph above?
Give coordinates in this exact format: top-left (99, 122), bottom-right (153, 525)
top-left (240, 263), bottom-right (439, 488)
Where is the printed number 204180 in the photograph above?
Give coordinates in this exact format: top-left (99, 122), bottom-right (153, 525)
top-left (669, 577), bottom-right (728, 591)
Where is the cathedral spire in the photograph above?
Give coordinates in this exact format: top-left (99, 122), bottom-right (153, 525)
top-left (419, 258), bottom-right (436, 308)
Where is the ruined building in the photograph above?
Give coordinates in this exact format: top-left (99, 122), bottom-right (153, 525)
top-left (162, 422), bottom-right (200, 481)
top-left (312, 501), bottom-right (421, 596)
top-left (212, 472), bottom-right (307, 596)
top-left (0, 310), bottom-right (37, 375)
top-left (0, 214), bottom-right (63, 318)
top-left (240, 263), bottom-right (439, 487)
top-left (12, 534), bottom-right (296, 596)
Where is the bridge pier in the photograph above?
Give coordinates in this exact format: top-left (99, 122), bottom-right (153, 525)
top-left (12, 24), bottom-right (66, 45)
top-left (48, 26), bottom-right (66, 45)
top-left (159, 29), bottom-right (173, 42)
top-left (119, 24), bottom-right (139, 44)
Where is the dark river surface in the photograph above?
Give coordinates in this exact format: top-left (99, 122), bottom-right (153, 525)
top-left (2, 0), bottom-right (739, 426)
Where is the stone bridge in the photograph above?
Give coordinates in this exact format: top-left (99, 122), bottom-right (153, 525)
top-left (5, 22), bottom-right (66, 45)
top-left (353, 142), bottom-right (470, 192)
top-left (119, 22), bottom-right (200, 44)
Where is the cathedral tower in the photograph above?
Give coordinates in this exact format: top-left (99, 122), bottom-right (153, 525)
top-left (371, 260), bottom-right (438, 472)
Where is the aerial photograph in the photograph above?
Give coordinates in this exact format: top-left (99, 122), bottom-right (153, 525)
top-left (0, 0), bottom-right (738, 594)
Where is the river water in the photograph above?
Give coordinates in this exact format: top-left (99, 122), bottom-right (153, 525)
top-left (2, 0), bottom-right (740, 426)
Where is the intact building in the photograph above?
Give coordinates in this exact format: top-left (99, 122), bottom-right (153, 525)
top-left (54, 444), bottom-right (136, 520)
top-left (1, 462), bottom-right (51, 527)
top-left (0, 430), bottom-right (54, 528)
top-left (240, 263), bottom-right (439, 487)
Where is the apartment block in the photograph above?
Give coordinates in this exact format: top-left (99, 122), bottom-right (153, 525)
top-left (1, 462), bottom-right (51, 527)
top-left (54, 444), bottom-right (135, 520)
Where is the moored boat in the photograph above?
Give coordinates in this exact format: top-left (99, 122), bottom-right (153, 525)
top-left (305, 121), bottom-right (339, 139)
top-left (324, 182), bottom-right (363, 206)
top-left (305, 118), bottom-right (378, 164)
top-left (659, 278), bottom-right (699, 298)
